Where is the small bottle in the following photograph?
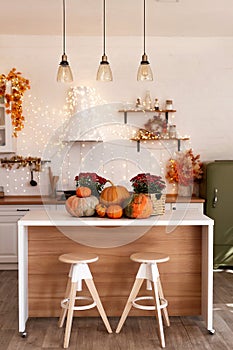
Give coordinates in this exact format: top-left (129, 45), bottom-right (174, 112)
top-left (169, 124), bottom-right (176, 139)
top-left (135, 97), bottom-right (143, 110)
top-left (154, 98), bottom-right (160, 111)
top-left (144, 90), bottom-right (152, 110)
top-left (165, 99), bottom-right (173, 110)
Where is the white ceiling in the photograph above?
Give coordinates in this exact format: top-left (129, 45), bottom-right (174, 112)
top-left (1, 0), bottom-right (233, 37)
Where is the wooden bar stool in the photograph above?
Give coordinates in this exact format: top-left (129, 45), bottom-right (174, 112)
top-left (116, 252), bottom-right (170, 348)
top-left (58, 253), bottom-right (112, 348)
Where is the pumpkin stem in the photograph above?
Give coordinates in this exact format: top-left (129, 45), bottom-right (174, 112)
top-left (105, 179), bottom-right (115, 187)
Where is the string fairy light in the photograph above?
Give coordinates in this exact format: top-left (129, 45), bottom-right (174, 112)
top-left (1, 83), bottom-right (192, 197)
top-left (66, 86), bottom-right (105, 116)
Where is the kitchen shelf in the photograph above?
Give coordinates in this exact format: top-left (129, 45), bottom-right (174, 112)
top-left (131, 137), bottom-right (189, 152)
top-left (0, 157), bottom-right (51, 170)
top-left (0, 159), bottom-right (51, 164)
top-left (62, 140), bottom-right (103, 144)
top-left (63, 140), bottom-right (103, 142)
top-left (118, 109), bottom-right (176, 124)
top-left (118, 108), bottom-right (189, 152)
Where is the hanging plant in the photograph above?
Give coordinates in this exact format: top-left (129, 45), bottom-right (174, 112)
top-left (0, 68), bottom-right (30, 137)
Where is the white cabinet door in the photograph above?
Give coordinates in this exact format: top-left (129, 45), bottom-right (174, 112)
top-left (0, 205), bottom-right (54, 269)
top-left (0, 215), bottom-right (21, 263)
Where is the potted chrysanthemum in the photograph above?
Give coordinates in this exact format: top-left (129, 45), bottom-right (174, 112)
top-left (74, 172), bottom-right (108, 197)
top-left (130, 173), bottom-right (166, 215)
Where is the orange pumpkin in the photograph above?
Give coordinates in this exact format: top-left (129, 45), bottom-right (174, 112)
top-left (100, 181), bottom-right (130, 207)
top-left (65, 195), bottom-right (99, 217)
top-left (124, 194), bottom-right (153, 219)
top-left (106, 205), bottom-right (123, 219)
top-left (95, 203), bottom-right (107, 217)
top-left (76, 186), bottom-right (91, 198)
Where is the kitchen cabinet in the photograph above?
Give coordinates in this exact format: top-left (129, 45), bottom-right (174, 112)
top-left (0, 88), bottom-right (16, 153)
top-left (0, 205), bottom-right (50, 269)
top-left (170, 202), bottom-right (203, 213)
top-left (0, 211), bottom-right (22, 266)
top-left (165, 194), bottom-right (204, 213)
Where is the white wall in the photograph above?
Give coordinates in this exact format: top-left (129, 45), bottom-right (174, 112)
top-left (0, 35), bottom-right (233, 195)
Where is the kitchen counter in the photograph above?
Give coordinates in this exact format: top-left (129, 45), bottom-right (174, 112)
top-left (0, 194), bottom-right (205, 205)
top-left (0, 195), bottom-right (63, 205)
top-left (18, 209), bottom-right (214, 335)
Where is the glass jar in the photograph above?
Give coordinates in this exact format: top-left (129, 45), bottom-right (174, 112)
top-left (144, 90), bottom-right (152, 110)
top-left (165, 99), bottom-right (173, 110)
top-left (169, 124), bottom-right (176, 139)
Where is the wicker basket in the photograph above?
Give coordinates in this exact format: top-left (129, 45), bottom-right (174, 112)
top-left (149, 193), bottom-right (166, 215)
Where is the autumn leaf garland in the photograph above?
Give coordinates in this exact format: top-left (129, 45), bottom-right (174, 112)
top-left (0, 68), bottom-right (30, 137)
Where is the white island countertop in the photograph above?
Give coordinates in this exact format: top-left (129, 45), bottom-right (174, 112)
top-left (18, 209), bottom-right (214, 227)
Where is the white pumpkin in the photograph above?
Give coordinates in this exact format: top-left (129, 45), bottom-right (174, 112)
top-left (65, 195), bottom-right (99, 217)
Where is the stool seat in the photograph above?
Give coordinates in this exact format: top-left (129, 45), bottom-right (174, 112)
top-left (59, 252), bottom-right (98, 264)
top-left (130, 252), bottom-right (170, 264)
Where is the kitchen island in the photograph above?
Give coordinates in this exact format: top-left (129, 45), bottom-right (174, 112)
top-left (18, 209), bottom-right (214, 335)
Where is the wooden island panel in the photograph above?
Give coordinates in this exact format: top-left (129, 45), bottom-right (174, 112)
top-left (28, 225), bottom-right (202, 317)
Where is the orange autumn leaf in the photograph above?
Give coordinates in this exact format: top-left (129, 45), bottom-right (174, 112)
top-left (0, 68), bottom-right (30, 136)
top-left (166, 149), bottom-right (203, 186)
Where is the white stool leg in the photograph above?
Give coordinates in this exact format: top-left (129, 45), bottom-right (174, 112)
top-left (85, 278), bottom-right (112, 333)
top-left (157, 276), bottom-right (170, 327)
top-left (151, 263), bottom-right (165, 349)
top-left (116, 278), bottom-right (144, 333)
top-left (63, 281), bottom-right (77, 349)
top-left (153, 280), bottom-right (166, 348)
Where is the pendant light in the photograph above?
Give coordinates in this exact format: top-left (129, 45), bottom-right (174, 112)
top-left (96, 0), bottom-right (113, 82)
top-left (57, 0), bottom-right (73, 83)
top-left (137, 0), bottom-right (153, 81)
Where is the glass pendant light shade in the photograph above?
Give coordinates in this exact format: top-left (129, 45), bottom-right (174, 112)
top-left (96, 54), bottom-right (113, 81)
top-left (57, 0), bottom-right (73, 83)
top-left (137, 0), bottom-right (153, 81)
top-left (137, 53), bottom-right (153, 81)
top-left (96, 0), bottom-right (113, 82)
top-left (57, 54), bottom-right (73, 83)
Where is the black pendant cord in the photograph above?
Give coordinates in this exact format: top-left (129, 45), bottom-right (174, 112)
top-left (103, 0), bottom-right (106, 55)
top-left (143, 0), bottom-right (146, 55)
top-left (62, 0), bottom-right (66, 55)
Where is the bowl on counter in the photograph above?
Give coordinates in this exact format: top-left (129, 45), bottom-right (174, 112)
top-left (64, 190), bottom-right (76, 199)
